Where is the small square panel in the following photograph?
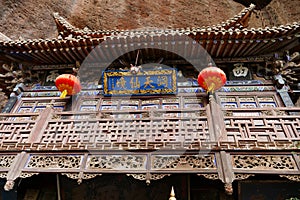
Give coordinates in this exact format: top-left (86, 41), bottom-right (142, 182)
top-left (100, 105), bottom-right (118, 110)
top-left (221, 102), bottom-right (238, 108)
top-left (80, 105), bottom-right (96, 111)
top-left (240, 102), bottom-right (257, 108)
top-left (184, 103), bottom-right (203, 108)
top-left (259, 102), bottom-right (276, 108)
top-left (162, 104), bottom-right (179, 110)
top-left (141, 104), bottom-right (159, 110)
top-left (120, 105), bottom-right (138, 110)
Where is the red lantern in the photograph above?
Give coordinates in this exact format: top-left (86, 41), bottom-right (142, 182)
top-left (55, 74), bottom-right (81, 98)
top-left (197, 64), bottom-right (226, 93)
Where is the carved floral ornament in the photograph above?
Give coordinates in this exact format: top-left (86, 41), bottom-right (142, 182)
top-left (232, 155), bottom-right (297, 170)
top-left (152, 155), bottom-right (217, 169)
top-left (25, 155), bottom-right (82, 169)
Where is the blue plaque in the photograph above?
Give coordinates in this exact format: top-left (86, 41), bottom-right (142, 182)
top-left (103, 69), bottom-right (177, 96)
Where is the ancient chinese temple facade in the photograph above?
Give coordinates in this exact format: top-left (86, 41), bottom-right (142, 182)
top-left (0, 3), bottom-right (300, 200)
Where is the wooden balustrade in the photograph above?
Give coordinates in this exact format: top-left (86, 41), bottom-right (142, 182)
top-left (0, 106), bottom-right (299, 151)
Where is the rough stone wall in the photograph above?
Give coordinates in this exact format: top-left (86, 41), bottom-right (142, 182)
top-left (0, 0), bottom-right (298, 41)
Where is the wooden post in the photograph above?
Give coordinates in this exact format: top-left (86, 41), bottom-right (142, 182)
top-left (56, 174), bottom-right (61, 200)
top-left (207, 93), bottom-right (227, 141)
top-left (27, 106), bottom-right (53, 143)
top-left (215, 151), bottom-right (234, 195)
top-left (5, 152), bottom-right (28, 191)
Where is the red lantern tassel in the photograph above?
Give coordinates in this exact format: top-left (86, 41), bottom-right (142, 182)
top-left (60, 89), bottom-right (68, 98)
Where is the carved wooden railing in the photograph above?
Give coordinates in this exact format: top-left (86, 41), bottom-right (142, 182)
top-left (221, 107), bottom-right (300, 149)
top-left (0, 113), bottom-right (39, 144)
top-left (0, 107), bottom-right (209, 150)
top-left (0, 106), bottom-right (299, 150)
top-left (0, 106), bottom-right (299, 193)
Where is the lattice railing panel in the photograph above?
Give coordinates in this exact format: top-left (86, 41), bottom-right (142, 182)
top-left (0, 113), bottom-right (38, 143)
top-left (40, 109), bottom-right (209, 148)
top-left (223, 108), bottom-right (300, 143)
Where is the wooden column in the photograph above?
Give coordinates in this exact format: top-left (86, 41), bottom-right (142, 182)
top-left (28, 106), bottom-right (53, 143)
top-left (5, 152), bottom-right (28, 191)
top-left (215, 151), bottom-right (235, 195)
top-left (207, 94), bottom-right (227, 141)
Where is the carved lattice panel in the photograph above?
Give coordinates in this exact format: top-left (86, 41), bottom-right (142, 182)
top-left (41, 116), bottom-right (209, 148)
top-left (224, 116), bottom-right (300, 142)
top-left (15, 99), bottom-right (66, 113)
top-left (25, 155), bottom-right (83, 169)
top-left (152, 154), bottom-right (217, 170)
top-left (0, 118), bottom-right (36, 143)
top-left (232, 155), bottom-right (298, 170)
top-left (218, 94), bottom-right (279, 108)
top-left (87, 155), bottom-right (147, 170)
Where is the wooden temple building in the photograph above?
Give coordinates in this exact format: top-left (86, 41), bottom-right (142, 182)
top-left (0, 3), bottom-right (300, 200)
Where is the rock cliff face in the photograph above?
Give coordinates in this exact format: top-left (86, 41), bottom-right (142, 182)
top-left (0, 0), bottom-right (299, 40)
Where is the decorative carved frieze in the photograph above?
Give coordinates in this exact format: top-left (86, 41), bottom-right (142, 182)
top-left (232, 155), bottom-right (297, 170)
top-left (234, 173), bottom-right (255, 180)
top-left (25, 155), bottom-right (82, 169)
top-left (127, 173), bottom-right (171, 184)
top-left (87, 155), bottom-right (146, 170)
top-left (197, 173), bottom-right (219, 180)
top-left (152, 155), bottom-right (216, 169)
top-left (279, 175), bottom-right (300, 182)
top-left (19, 172), bottom-right (39, 178)
top-left (62, 173), bottom-right (101, 184)
top-left (0, 155), bottom-right (16, 168)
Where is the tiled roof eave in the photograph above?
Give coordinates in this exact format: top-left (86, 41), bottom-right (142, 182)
top-left (52, 4), bottom-right (256, 39)
top-left (1, 22), bottom-right (300, 64)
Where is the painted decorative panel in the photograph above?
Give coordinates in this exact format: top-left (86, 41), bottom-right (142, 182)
top-left (103, 69), bottom-right (177, 96)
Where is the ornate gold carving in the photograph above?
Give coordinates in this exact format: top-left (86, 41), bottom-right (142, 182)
top-left (197, 173), bottom-right (219, 180)
top-left (87, 155), bottom-right (146, 170)
top-left (233, 155), bottom-right (296, 170)
top-left (0, 155), bottom-right (16, 168)
top-left (234, 173), bottom-right (254, 180)
top-left (26, 155), bottom-right (82, 169)
top-left (152, 155), bottom-right (216, 169)
top-left (279, 175), bottom-right (300, 182)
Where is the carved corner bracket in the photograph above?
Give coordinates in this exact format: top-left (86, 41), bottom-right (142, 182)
top-left (127, 173), bottom-right (171, 185)
top-left (62, 172), bottom-right (101, 184)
